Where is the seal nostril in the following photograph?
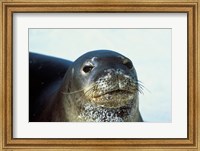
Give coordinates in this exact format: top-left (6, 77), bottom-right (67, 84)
top-left (83, 65), bottom-right (94, 73)
top-left (123, 59), bottom-right (133, 69)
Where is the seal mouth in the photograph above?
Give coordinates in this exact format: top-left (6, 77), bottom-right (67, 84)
top-left (89, 88), bottom-right (136, 108)
top-left (93, 89), bottom-right (133, 98)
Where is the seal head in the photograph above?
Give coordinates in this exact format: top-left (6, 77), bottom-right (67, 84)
top-left (59, 50), bottom-right (143, 122)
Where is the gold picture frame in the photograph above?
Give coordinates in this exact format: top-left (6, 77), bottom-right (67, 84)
top-left (0, 0), bottom-right (199, 150)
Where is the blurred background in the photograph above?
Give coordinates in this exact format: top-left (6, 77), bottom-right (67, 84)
top-left (29, 28), bottom-right (171, 122)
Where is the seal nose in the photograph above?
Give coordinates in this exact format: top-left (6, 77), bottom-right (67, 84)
top-left (116, 70), bottom-right (127, 90)
top-left (103, 68), bottom-right (129, 90)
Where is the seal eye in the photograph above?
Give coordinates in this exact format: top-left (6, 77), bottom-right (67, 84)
top-left (83, 65), bottom-right (94, 73)
top-left (123, 59), bottom-right (133, 69)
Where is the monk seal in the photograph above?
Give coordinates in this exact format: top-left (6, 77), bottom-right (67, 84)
top-left (29, 50), bottom-right (143, 122)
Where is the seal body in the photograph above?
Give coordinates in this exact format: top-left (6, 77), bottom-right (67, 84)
top-left (29, 52), bottom-right (72, 121)
top-left (30, 50), bottom-right (143, 122)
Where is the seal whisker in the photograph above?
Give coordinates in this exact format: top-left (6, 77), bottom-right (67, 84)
top-left (82, 84), bottom-right (99, 99)
top-left (136, 81), bottom-right (151, 93)
top-left (135, 83), bottom-right (144, 95)
top-left (62, 83), bottom-right (96, 95)
top-left (61, 89), bottom-right (84, 95)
